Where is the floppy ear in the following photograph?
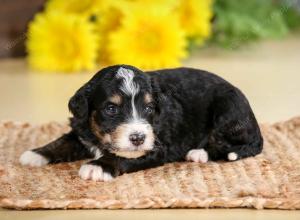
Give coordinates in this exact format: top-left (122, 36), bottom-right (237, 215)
top-left (68, 67), bottom-right (109, 122)
top-left (68, 81), bottom-right (95, 122)
top-left (68, 90), bottom-right (89, 121)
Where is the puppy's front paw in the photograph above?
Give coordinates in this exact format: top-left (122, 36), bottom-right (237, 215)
top-left (19, 150), bottom-right (49, 167)
top-left (186, 149), bottom-right (208, 163)
top-left (78, 164), bottom-right (114, 181)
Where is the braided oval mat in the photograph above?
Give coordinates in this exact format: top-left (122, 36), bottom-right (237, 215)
top-left (0, 117), bottom-right (300, 210)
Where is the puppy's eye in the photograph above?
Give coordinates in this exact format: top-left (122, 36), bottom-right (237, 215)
top-left (144, 104), bottom-right (154, 114)
top-left (105, 104), bottom-right (119, 116)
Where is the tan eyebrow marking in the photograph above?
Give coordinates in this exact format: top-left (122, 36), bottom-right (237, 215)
top-left (109, 94), bottom-right (122, 105)
top-left (144, 93), bottom-right (153, 104)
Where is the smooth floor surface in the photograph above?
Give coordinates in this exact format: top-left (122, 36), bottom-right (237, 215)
top-left (0, 35), bottom-right (300, 219)
top-left (1, 209), bottom-right (300, 220)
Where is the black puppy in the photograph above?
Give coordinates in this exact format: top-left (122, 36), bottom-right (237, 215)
top-left (20, 65), bottom-right (263, 181)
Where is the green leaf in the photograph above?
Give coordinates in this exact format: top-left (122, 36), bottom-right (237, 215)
top-left (211, 0), bottom-right (300, 49)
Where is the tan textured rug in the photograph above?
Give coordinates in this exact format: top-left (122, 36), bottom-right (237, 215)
top-left (0, 117), bottom-right (300, 210)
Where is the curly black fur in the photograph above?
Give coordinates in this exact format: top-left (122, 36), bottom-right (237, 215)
top-left (27, 65), bottom-right (263, 179)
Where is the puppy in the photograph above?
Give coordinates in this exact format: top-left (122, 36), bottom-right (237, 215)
top-left (20, 65), bottom-right (263, 181)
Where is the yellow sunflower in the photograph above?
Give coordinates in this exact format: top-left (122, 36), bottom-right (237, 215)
top-left (94, 0), bottom-right (179, 65)
top-left (26, 12), bottom-right (99, 72)
top-left (175, 0), bottom-right (213, 44)
top-left (45, 0), bottom-right (105, 18)
top-left (121, 0), bottom-right (178, 11)
top-left (95, 2), bottom-right (127, 64)
top-left (107, 8), bottom-right (187, 70)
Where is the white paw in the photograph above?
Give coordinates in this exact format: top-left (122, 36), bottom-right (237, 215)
top-left (186, 149), bottom-right (208, 163)
top-left (78, 164), bottom-right (114, 181)
top-left (19, 150), bottom-right (49, 167)
top-left (228, 152), bottom-right (238, 161)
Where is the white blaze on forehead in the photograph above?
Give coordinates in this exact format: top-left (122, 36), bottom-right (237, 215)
top-left (116, 67), bottom-right (139, 96)
top-left (116, 67), bottom-right (140, 121)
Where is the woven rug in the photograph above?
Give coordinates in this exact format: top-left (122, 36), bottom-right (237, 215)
top-left (0, 117), bottom-right (300, 210)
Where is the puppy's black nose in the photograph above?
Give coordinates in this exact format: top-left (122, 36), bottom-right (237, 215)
top-left (129, 132), bottom-right (145, 146)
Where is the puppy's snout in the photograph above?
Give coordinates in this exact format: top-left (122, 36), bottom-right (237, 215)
top-left (129, 132), bottom-right (145, 146)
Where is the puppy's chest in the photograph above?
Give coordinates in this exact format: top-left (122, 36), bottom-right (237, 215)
top-left (78, 137), bottom-right (102, 159)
